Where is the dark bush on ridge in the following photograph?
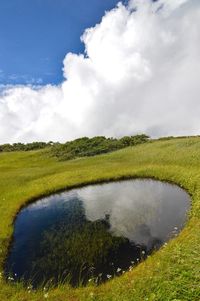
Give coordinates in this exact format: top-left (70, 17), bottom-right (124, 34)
top-left (0, 141), bottom-right (53, 152)
top-left (51, 134), bottom-right (150, 161)
top-left (0, 134), bottom-right (149, 160)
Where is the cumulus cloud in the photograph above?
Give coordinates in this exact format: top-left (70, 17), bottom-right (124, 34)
top-left (0, 0), bottom-right (200, 143)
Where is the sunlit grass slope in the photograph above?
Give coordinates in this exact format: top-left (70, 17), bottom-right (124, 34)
top-left (0, 137), bottom-right (200, 300)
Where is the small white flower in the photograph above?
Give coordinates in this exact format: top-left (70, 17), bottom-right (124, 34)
top-left (107, 274), bottom-right (112, 279)
top-left (44, 293), bottom-right (49, 298)
top-left (117, 268), bottom-right (121, 273)
top-left (141, 250), bottom-right (145, 255)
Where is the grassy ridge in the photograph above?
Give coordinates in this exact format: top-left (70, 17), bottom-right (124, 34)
top-left (0, 137), bottom-right (200, 300)
top-left (0, 135), bottom-right (149, 157)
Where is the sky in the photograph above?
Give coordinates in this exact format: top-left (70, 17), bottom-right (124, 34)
top-left (0, 0), bottom-right (123, 85)
top-left (0, 0), bottom-right (200, 143)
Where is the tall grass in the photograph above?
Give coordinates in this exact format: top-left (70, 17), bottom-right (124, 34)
top-left (0, 137), bottom-right (200, 300)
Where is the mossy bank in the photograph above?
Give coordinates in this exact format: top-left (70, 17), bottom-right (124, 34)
top-left (0, 137), bottom-right (200, 301)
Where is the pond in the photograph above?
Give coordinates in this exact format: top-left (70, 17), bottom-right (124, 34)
top-left (5, 179), bottom-right (190, 287)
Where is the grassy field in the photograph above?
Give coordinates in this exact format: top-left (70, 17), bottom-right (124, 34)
top-left (0, 137), bottom-right (200, 301)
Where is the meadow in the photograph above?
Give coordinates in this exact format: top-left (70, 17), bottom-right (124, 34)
top-left (0, 137), bottom-right (200, 301)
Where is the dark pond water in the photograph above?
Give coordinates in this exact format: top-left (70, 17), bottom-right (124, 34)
top-left (5, 179), bottom-right (190, 287)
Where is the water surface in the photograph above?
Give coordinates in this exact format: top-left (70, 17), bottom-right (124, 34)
top-left (5, 179), bottom-right (190, 287)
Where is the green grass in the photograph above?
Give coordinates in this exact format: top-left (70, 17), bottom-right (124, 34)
top-left (0, 137), bottom-right (200, 300)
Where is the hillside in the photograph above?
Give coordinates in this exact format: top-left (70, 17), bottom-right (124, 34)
top-left (0, 137), bottom-right (199, 301)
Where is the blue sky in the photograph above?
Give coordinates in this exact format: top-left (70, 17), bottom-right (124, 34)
top-left (1, 0), bottom-right (199, 143)
top-left (0, 0), bottom-right (124, 85)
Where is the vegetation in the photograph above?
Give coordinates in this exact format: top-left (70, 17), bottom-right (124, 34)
top-left (0, 134), bottom-right (149, 160)
top-left (49, 134), bottom-right (150, 160)
top-left (0, 141), bottom-right (53, 152)
top-left (0, 136), bottom-right (200, 300)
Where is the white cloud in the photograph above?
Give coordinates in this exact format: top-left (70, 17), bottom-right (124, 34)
top-left (0, 0), bottom-right (200, 143)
